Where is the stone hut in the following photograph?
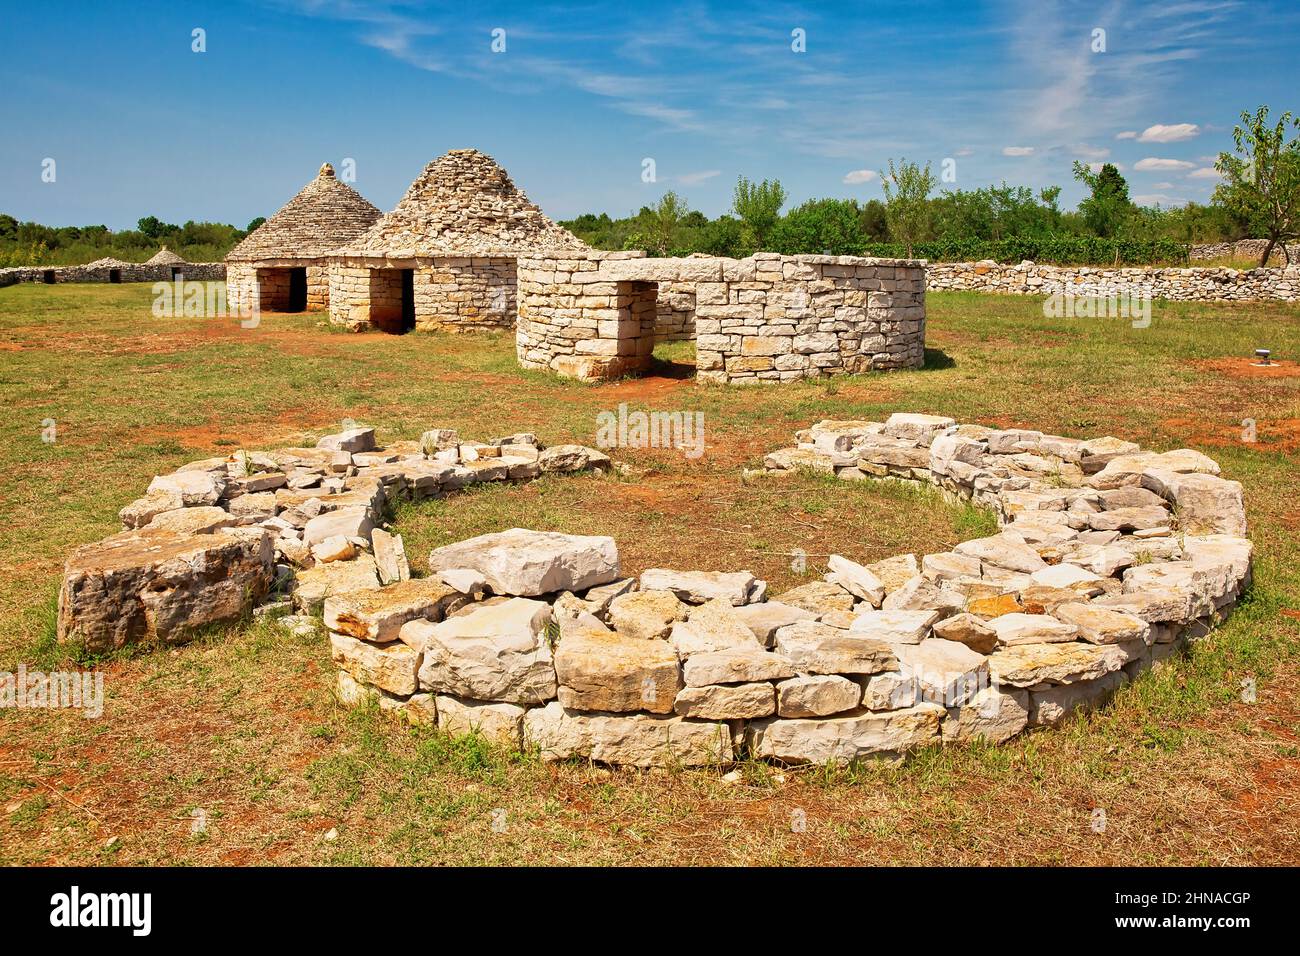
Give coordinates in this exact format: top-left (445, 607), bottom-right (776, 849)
top-left (145, 246), bottom-right (188, 279)
top-left (225, 163), bottom-right (381, 313)
top-left (327, 149), bottom-right (586, 333)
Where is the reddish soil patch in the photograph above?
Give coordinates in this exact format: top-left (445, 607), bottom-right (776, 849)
top-left (1162, 416), bottom-right (1300, 453)
top-left (1191, 356), bottom-right (1300, 379)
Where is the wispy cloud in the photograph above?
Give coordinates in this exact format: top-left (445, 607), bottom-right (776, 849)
top-left (842, 169), bottom-right (878, 184)
top-left (1138, 123), bottom-right (1200, 142)
top-left (1134, 157), bottom-right (1196, 171)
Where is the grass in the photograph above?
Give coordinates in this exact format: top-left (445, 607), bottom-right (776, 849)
top-left (0, 283), bottom-right (1298, 865)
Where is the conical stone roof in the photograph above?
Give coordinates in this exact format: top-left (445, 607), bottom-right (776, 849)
top-left (146, 246), bottom-right (187, 266)
top-left (226, 163), bottom-right (382, 262)
top-left (337, 149), bottom-right (586, 258)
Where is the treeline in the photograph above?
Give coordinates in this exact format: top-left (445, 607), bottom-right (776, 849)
top-left (563, 105), bottom-right (1299, 267)
top-left (0, 214), bottom-right (264, 267)
top-left (561, 174), bottom-right (1234, 266)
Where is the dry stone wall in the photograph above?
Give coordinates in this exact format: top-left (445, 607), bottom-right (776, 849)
top-left (928, 259), bottom-right (1300, 301)
top-left (53, 413), bottom-right (1251, 769)
top-left (0, 262), bottom-right (224, 288)
top-left (516, 251), bottom-right (927, 383)
top-left (226, 262), bottom-right (331, 312)
top-left (327, 257), bottom-right (516, 332)
top-left (1190, 239), bottom-right (1291, 265)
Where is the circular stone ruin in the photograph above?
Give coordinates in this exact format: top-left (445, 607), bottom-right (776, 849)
top-left (55, 413), bottom-right (1251, 768)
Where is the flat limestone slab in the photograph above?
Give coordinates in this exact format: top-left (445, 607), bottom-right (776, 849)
top-left (747, 704), bottom-right (945, 764)
top-left (323, 578), bottom-right (464, 643)
top-left (523, 701), bottom-right (732, 768)
top-left (58, 527), bottom-right (273, 653)
top-left (428, 528), bottom-right (619, 597)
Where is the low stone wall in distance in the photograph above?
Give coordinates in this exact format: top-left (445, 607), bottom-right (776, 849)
top-left (0, 262), bottom-right (225, 288)
top-left (928, 259), bottom-right (1300, 302)
top-left (516, 251), bottom-right (927, 384)
top-left (1190, 239), bottom-right (1290, 265)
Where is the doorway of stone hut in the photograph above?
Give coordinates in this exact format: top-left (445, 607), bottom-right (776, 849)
top-left (109, 269), bottom-right (121, 284)
top-left (42, 270), bottom-right (56, 284)
top-left (287, 267), bottom-right (308, 312)
top-left (367, 267), bottom-right (416, 334)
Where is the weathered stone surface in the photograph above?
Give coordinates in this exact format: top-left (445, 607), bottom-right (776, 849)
top-left (57, 527), bottom-right (273, 652)
top-left (324, 577), bottom-right (462, 643)
top-left (932, 612), bottom-right (998, 653)
top-left (317, 428), bottom-right (375, 453)
top-left (954, 534), bottom-right (1047, 573)
top-left (312, 534), bottom-right (356, 563)
top-left (120, 491), bottom-right (184, 529)
top-left (147, 470), bottom-right (229, 506)
top-left (922, 551), bottom-right (982, 583)
top-left (866, 553), bottom-right (921, 593)
top-left (640, 568), bottom-right (756, 605)
top-left (848, 608), bottom-right (940, 644)
top-left (674, 682), bottom-right (775, 719)
top-left (144, 506), bottom-right (238, 535)
top-left (371, 528), bottom-right (410, 585)
top-left (554, 628), bottom-right (681, 713)
top-left (881, 575), bottom-right (963, 614)
top-left (537, 444), bottom-right (611, 473)
top-left (882, 413), bottom-right (955, 442)
top-left (330, 632), bottom-right (421, 696)
top-left (435, 695), bottom-right (526, 748)
top-left (986, 612), bottom-right (1079, 645)
top-left (772, 580), bottom-right (855, 615)
top-left (747, 704), bottom-right (945, 764)
top-left (408, 597), bottom-right (557, 704)
top-left (428, 528), bottom-right (619, 596)
top-left (580, 577), bottom-right (636, 613)
top-left (1141, 469), bottom-right (1247, 536)
top-left (732, 601), bottom-right (816, 645)
top-left (303, 507), bottom-right (375, 547)
top-left (1092, 587), bottom-right (1193, 624)
top-left (335, 670), bottom-right (435, 723)
top-left (608, 588), bottom-right (687, 640)
top-left (1018, 585), bottom-right (1085, 614)
top-left (775, 621), bottom-right (898, 675)
top-left (894, 638), bottom-right (989, 706)
top-left (1029, 671), bottom-right (1126, 727)
top-left (293, 554), bottom-right (381, 613)
top-left (682, 647), bottom-right (796, 686)
top-left (966, 592), bottom-right (1025, 618)
top-left (1089, 449), bottom-right (1220, 488)
top-left (1029, 563), bottom-right (1104, 591)
top-left (1052, 602), bottom-right (1150, 644)
top-left (943, 686), bottom-right (1030, 744)
top-left (827, 554), bottom-right (886, 605)
top-left (524, 702), bottom-right (732, 767)
top-left (1087, 505), bottom-right (1171, 532)
top-left (775, 674), bottom-right (862, 718)
top-left (988, 642), bottom-right (1124, 687)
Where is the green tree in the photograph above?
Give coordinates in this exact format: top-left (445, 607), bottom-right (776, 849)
top-left (881, 158), bottom-right (936, 256)
top-left (1214, 105), bottom-right (1300, 265)
top-left (771, 199), bottom-right (864, 255)
top-left (630, 191), bottom-right (690, 256)
top-left (137, 216), bottom-right (165, 240)
top-left (731, 176), bottom-right (787, 251)
top-left (1071, 161), bottom-right (1133, 238)
top-left (858, 199), bottom-right (890, 241)
top-left (245, 217), bottom-right (267, 234)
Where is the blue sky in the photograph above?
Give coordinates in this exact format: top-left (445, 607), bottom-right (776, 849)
top-left (1, 0), bottom-right (1296, 230)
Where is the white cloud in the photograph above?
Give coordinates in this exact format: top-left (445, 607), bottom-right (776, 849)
top-left (842, 169), bottom-right (878, 185)
top-left (1135, 157), bottom-right (1196, 171)
top-left (1088, 161), bottom-right (1125, 172)
top-left (1002, 146), bottom-right (1035, 156)
top-left (1188, 166), bottom-right (1221, 180)
top-left (1115, 131), bottom-right (1138, 140)
top-left (676, 169), bottom-right (721, 186)
top-left (955, 147), bottom-right (974, 157)
top-left (1073, 143), bottom-right (1110, 160)
top-left (1133, 193), bottom-right (1181, 207)
top-left (1138, 123), bottom-right (1200, 142)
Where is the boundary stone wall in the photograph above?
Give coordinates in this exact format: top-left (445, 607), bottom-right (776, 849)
top-left (516, 250), bottom-right (927, 383)
top-left (0, 262), bottom-right (225, 288)
top-left (928, 259), bottom-right (1300, 301)
top-left (1190, 239), bottom-right (1291, 265)
top-left (226, 261), bottom-right (331, 313)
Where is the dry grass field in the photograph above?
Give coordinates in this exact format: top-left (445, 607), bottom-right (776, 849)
top-left (1, 282), bottom-right (1298, 865)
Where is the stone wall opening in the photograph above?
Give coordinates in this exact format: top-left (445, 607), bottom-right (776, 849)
top-left (170, 266), bottom-right (183, 280)
top-left (366, 268), bottom-right (414, 334)
top-left (42, 270), bottom-right (56, 284)
top-left (288, 267), bottom-right (308, 312)
top-left (108, 269), bottom-right (121, 284)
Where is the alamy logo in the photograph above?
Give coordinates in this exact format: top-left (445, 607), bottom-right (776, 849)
top-left (0, 664), bottom-right (103, 718)
top-left (595, 402), bottom-right (705, 459)
top-left (49, 886), bottom-right (152, 936)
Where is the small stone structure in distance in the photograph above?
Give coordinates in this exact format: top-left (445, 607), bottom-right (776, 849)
top-left (516, 250), bottom-right (927, 383)
top-left (225, 163), bottom-right (381, 315)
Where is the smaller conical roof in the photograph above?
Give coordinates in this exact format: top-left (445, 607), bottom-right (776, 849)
top-left (226, 163), bottom-right (382, 262)
top-left (146, 246), bottom-right (187, 266)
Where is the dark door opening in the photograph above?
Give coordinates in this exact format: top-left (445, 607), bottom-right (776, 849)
top-left (170, 266), bottom-right (183, 279)
top-left (400, 269), bottom-right (415, 333)
top-left (287, 267), bottom-right (308, 312)
top-left (42, 270), bottom-right (56, 284)
top-left (109, 269), bottom-right (122, 284)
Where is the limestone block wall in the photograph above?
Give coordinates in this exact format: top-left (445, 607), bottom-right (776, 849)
top-left (226, 260), bottom-right (330, 313)
top-left (927, 260), bottom-right (1300, 302)
top-left (516, 251), bottom-right (927, 384)
top-left (326, 257), bottom-right (517, 332)
top-left (0, 262), bottom-right (225, 288)
top-left (225, 263), bottom-right (259, 314)
top-left (1190, 239), bottom-right (1290, 265)
top-left (655, 281), bottom-right (697, 341)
